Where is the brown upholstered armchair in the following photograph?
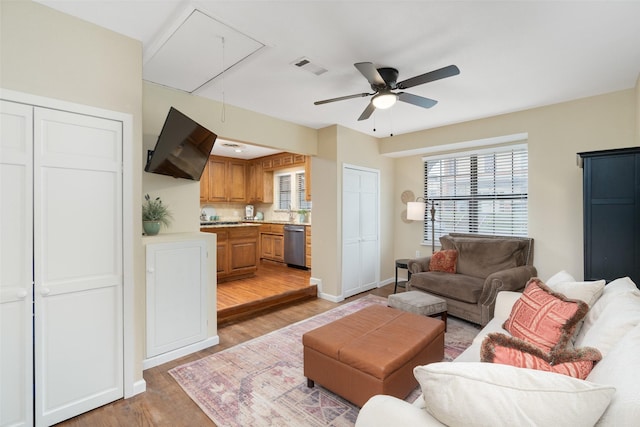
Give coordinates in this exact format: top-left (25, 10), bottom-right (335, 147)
top-left (407, 233), bottom-right (536, 326)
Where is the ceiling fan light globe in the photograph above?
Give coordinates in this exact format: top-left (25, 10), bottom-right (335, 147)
top-left (372, 93), bottom-right (398, 109)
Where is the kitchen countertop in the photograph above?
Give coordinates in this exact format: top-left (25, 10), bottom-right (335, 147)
top-left (200, 222), bottom-right (261, 229)
top-left (200, 220), bottom-right (311, 228)
top-left (243, 219), bottom-right (312, 226)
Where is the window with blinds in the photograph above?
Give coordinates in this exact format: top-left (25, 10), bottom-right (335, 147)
top-left (277, 172), bottom-right (311, 211)
top-left (296, 172), bottom-right (311, 210)
top-left (422, 144), bottom-right (528, 246)
top-left (277, 174), bottom-right (291, 210)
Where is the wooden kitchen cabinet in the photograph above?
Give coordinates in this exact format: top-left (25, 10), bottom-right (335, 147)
top-left (227, 159), bottom-right (247, 202)
top-left (259, 224), bottom-right (285, 263)
top-left (305, 226), bottom-right (311, 269)
top-left (247, 160), bottom-right (274, 203)
top-left (261, 233), bottom-right (284, 262)
top-left (262, 152), bottom-right (307, 171)
top-left (200, 155), bottom-right (246, 203)
top-left (200, 159), bottom-right (209, 202)
top-left (201, 226), bottom-right (259, 282)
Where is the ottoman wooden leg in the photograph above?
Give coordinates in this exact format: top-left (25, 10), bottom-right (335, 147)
top-left (307, 378), bottom-right (314, 388)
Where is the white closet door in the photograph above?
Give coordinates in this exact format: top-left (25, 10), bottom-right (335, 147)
top-left (1, 100), bottom-right (34, 427)
top-left (342, 165), bottom-right (379, 298)
top-left (33, 108), bottom-right (123, 426)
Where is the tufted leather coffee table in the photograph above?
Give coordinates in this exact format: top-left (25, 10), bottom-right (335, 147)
top-left (302, 304), bottom-right (445, 407)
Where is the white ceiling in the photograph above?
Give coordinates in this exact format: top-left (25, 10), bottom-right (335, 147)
top-left (36, 1), bottom-right (640, 141)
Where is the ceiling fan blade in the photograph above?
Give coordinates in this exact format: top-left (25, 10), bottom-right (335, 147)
top-left (314, 92), bottom-right (371, 105)
top-left (397, 65), bottom-right (460, 90)
top-left (357, 101), bottom-right (376, 121)
top-left (354, 62), bottom-right (385, 87)
top-left (397, 92), bottom-right (438, 109)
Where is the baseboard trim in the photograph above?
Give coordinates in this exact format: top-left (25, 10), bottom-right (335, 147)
top-left (318, 292), bottom-right (344, 303)
top-left (142, 336), bottom-right (220, 370)
top-left (128, 379), bottom-right (147, 397)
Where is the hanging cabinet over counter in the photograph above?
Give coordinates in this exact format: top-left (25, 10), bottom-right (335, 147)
top-left (200, 152), bottom-right (311, 204)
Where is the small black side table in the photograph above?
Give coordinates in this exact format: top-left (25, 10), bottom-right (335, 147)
top-left (394, 258), bottom-right (412, 293)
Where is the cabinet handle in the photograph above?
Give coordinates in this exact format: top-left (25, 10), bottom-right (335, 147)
top-left (40, 287), bottom-right (51, 296)
top-left (16, 289), bottom-right (28, 299)
top-left (147, 267), bottom-right (154, 274)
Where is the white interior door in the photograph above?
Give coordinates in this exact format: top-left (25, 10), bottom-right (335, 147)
top-left (342, 165), bottom-right (379, 298)
top-left (33, 107), bottom-right (124, 426)
top-left (1, 100), bottom-right (34, 427)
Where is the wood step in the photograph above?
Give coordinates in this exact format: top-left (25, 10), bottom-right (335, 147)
top-left (218, 285), bottom-right (317, 325)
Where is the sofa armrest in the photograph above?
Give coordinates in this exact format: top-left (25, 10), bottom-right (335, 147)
top-left (478, 265), bottom-right (537, 325)
top-left (355, 395), bottom-right (445, 427)
top-left (408, 256), bottom-right (431, 274)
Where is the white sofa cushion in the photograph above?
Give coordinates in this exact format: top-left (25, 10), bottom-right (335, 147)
top-left (547, 279), bottom-right (605, 307)
top-left (587, 323), bottom-right (640, 426)
top-left (545, 270), bottom-right (576, 286)
top-left (574, 289), bottom-right (640, 356)
top-left (414, 362), bottom-right (615, 427)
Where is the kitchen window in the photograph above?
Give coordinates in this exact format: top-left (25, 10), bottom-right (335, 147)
top-left (277, 171), bottom-right (310, 211)
top-left (422, 144), bottom-right (528, 247)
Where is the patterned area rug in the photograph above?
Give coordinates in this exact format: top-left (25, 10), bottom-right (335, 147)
top-left (169, 294), bottom-right (480, 427)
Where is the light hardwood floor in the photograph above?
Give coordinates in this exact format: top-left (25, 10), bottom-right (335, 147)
top-left (217, 261), bottom-right (316, 324)
top-left (57, 264), bottom-right (396, 426)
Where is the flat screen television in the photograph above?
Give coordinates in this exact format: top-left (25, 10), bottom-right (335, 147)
top-left (144, 107), bottom-right (217, 180)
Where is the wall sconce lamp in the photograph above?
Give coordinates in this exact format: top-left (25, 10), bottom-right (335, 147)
top-left (406, 197), bottom-right (437, 254)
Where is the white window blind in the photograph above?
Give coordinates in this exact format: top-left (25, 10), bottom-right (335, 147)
top-left (278, 175), bottom-right (291, 210)
top-left (422, 145), bottom-right (528, 246)
top-left (296, 172), bottom-right (311, 210)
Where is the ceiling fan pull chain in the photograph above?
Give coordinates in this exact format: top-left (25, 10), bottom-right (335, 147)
top-left (220, 36), bottom-right (226, 123)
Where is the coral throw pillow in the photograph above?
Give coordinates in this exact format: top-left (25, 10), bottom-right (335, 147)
top-left (481, 333), bottom-right (602, 380)
top-left (429, 249), bottom-right (458, 273)
top-left (503, 278), bottom-right (588, 352)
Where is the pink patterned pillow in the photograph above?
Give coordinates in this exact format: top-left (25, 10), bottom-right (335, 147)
top-left (503, 278), bottom-right (589, 352)
top-left (429, 250), bottom-right (458, 273)
top-left (481, 333), bottom-right (602, 380)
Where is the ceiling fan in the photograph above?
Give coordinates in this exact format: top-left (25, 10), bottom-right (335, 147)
top-left (314, 62), bottom-right (460, 121)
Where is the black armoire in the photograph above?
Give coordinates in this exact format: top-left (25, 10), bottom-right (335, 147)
top-left (578, 147), bottom-right (640, 287)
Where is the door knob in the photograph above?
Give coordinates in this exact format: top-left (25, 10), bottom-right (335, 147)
top-left (16, 289), bottom-right (28, 299)
top-left (40, 287), bottom-right (51, 296)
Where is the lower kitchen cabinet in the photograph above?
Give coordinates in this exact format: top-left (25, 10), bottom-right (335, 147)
top-left (202, 225), bottom-right (259, 282)
top-left (260, 224), bottom-right (285, 263)
top-left (261, 233), bottom-right (284, 262)
top-left (306, 226), bottom-right (312, 269)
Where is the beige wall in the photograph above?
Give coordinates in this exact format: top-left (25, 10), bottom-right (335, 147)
top-left (1, 1), bottom-right (146, 382)
top-left (383, 88), bottom-right (638, 280)
top-left (312, 125), bottom-right (395, 298)
top-left (312, 126), bottom-right (340, 296)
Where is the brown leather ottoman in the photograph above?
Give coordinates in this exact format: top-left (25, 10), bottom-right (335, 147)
top-left (302, 304), bottom-right (445, 407)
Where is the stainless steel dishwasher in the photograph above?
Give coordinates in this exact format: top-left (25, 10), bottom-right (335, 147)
top-left (284, 224), bottom-right (306, 268)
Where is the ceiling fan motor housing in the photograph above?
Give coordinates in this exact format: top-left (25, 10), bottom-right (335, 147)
top-left (374, 67), bottom-right (399, 90)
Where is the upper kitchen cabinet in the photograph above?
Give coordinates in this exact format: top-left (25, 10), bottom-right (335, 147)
top-left (200, 152), bottom-right (311, 204)
top-left (247, 160), bottom-right (274, 203)
top-left (200, 155), bottom-right (246, 203)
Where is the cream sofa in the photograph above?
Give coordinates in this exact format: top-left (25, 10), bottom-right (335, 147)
top-left (356, 273), bottom-right (640, 426)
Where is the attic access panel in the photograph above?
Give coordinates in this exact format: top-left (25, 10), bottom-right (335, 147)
top-left (143, 8), bottom-right (265, 93)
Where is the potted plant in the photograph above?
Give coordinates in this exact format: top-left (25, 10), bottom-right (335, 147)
top-left (142, 194), bottom-right (172, 235)
top-left (297, 209), bottom-right (309, 223)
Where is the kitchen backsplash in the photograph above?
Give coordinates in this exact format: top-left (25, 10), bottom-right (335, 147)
top-left (201, 202), bottom-right (311, 223)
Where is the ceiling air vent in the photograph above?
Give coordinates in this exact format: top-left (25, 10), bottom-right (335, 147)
top-left (291, 57), bottom-right (328, 76)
